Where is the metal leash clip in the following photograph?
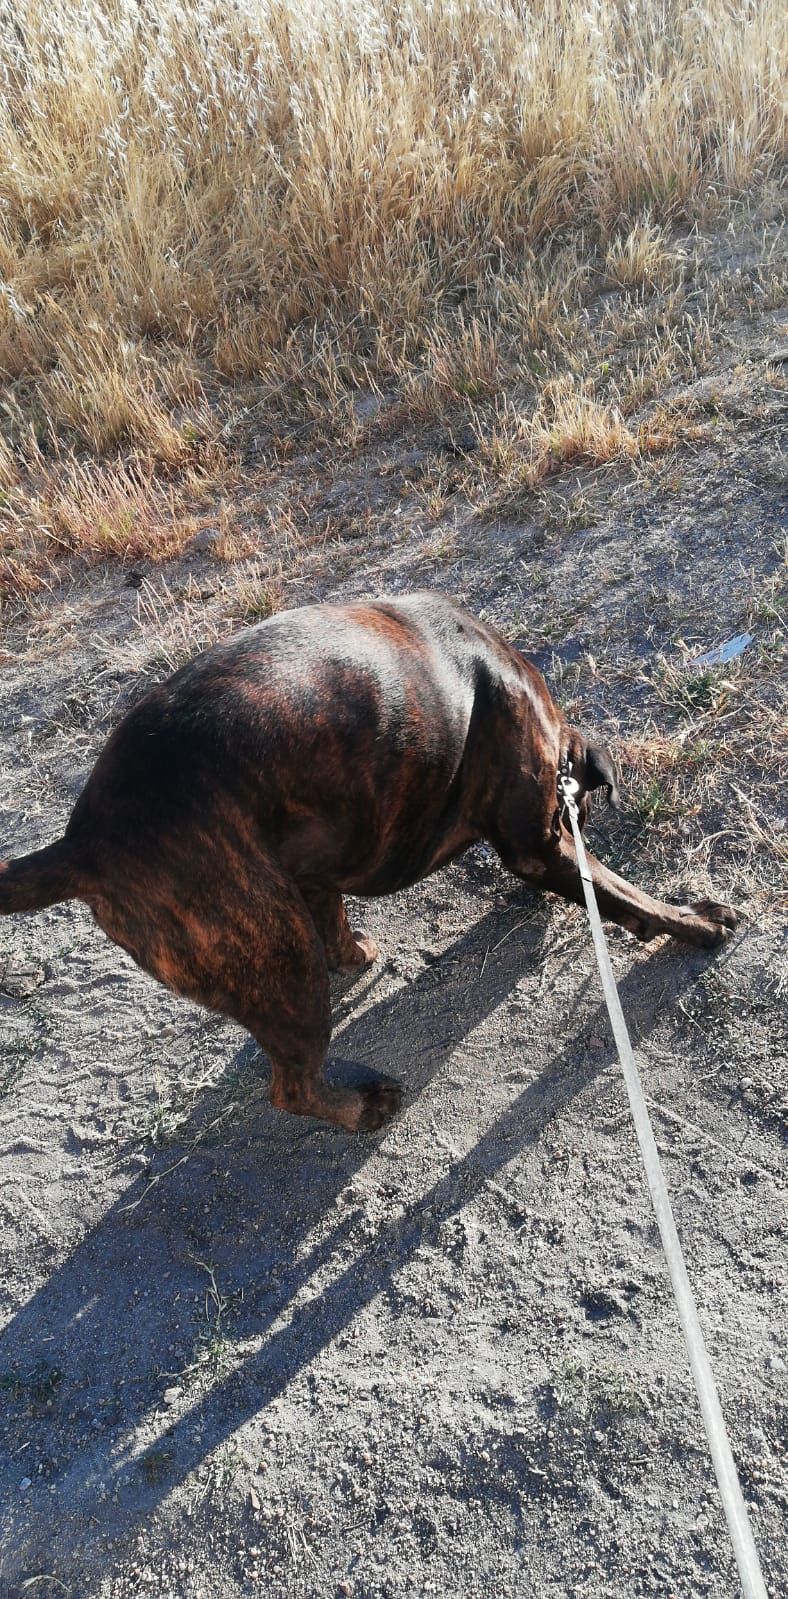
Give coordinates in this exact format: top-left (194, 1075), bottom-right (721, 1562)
top-left (557, 755), bottom-right (580, 820)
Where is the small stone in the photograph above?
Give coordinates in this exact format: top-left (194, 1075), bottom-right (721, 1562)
top-left (189, 526), bottom-right (221, 555)
top-left (20, 1477), bottom-right (32, 1490)
top-left (739, 1076), bottom-right (754, 1091)
top-left (163, 1386), bottom-right (181, 1406)
top-left (0, 961), bottom-right (46, 998)
top-left (440, 423), bottom-right (477, 457)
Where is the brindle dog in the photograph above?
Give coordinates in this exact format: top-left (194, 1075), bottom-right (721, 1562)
top-left (0, 593), bottom-right (738, 1131)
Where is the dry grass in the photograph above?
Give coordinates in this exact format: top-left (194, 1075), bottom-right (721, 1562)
top-left (0, 0), bottom-right (785, 603)
top-left (487, 377), bottom-right (642, 479)
top-left (0, 442), bottom-right (238, 605)
top-left (604, 215), bottom-right (687, 292)
top-left (612, 543), bottom-right (788, 901)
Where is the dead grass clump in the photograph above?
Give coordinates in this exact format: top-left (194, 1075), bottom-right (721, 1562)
top-left (403, 319), bottom-right (503, 418)
top-left (480, 378), bottom-right (642, 491)
top-left (37, 458), bottom-right (188, 562)
top-left (225, 571), bottom-right (285, 626)
top-left (605, 217), bottom-right (687, 293)
top-left (535, 377), bottom-right (641, 471)
top-left (0, 451), bottom-right (234, 609)
top-left (37, 317), bottom-right (219, 465)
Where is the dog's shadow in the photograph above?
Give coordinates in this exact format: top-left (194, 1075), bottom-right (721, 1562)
top-left (0, 887), bottom-right (713, 1586)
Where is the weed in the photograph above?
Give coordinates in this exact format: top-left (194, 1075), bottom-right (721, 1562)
top-left (635, 776), bottom-right (673, 823)
top-left (196, 1441), bottom-right (245, 1503)
top-left (655, 659), bottom-right (735, 718)
top-left (140, 1448), bottom-right (175, 1486)
top-left (189, 1259), bottom-right (237, 1383)
top-left (0, 1361), bottom-right (63, 1408)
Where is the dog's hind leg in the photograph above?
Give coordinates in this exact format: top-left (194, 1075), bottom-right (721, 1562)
top-left (234, 889), bottom-right (396, 1130)
top-left (300, 886), bottom-right (379, 974)
top-left (89, 852), bottom-right (399, 1132)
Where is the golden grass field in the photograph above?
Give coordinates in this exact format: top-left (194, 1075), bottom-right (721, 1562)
top-left (1, 0), bottom-right (786, 596)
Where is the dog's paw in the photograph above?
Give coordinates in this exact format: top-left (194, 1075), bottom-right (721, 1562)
top-left (351, 932), bottom-right (380, 966)
top-left (354, 1076), bottom-right (402, 1132)
top-left (333, 932), bottom-right (380, 974)
top-left (683, 899), bottom-right (740, 946)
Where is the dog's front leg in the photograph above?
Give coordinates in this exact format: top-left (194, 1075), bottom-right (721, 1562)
top-left (516, 834), bottom-right (739, 948)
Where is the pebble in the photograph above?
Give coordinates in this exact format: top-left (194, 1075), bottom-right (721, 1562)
top-left (163, 1386), bottom-right (181, 1405)
top-left (19, 1477), bottom-right (32, 1490)
top-left (0, 961), bottom-right (46, 998)
top-left (188, 526), bottom-right (221, 554)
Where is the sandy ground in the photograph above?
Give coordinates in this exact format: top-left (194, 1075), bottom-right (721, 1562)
top-left (1, 263), bottom-right (786, 1599)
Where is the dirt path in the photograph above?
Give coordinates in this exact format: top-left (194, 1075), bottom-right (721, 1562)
top-left (1, 280), bottom-right (786, 1598)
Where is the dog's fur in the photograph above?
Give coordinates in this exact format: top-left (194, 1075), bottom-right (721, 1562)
top-left (0, 593), bottom-right (737, 1130)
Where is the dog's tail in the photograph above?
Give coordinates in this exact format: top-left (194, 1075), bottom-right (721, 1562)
top-left (0, 838), bottom-right (83, 914)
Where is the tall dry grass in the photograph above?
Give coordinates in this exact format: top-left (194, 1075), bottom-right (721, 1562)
top-left (0, 0), bottom-right (786, 589)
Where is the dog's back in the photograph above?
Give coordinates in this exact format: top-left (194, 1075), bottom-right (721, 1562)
top-left (62, 592), bottom-right (527, 897)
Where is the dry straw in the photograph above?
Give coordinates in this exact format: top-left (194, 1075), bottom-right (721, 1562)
top-left (2, 0), bottom-right (785, 414)
top-left (0, 0), bottom-right (786, 586)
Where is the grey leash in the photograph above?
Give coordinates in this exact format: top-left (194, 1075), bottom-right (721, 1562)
top-left (557, 764), bottom-right (768, 1599)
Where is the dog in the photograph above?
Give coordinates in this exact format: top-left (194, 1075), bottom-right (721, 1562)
top-left (0, 592), bottom-right (737, 1131)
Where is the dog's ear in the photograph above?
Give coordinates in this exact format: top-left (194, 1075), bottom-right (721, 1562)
top-left (585, 742), bottom-right (620, 807)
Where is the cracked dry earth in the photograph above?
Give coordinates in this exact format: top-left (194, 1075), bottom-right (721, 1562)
top-left (1, 310), bottom-right (787, 1598)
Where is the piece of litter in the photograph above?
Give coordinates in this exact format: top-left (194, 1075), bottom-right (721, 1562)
top-left (688, 633), bottom-right (753, 670)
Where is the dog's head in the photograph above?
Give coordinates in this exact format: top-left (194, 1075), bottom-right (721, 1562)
top-left (562, 734), bottom-right (620, 830)
top-left (582, 740), bottom-right (620, 808)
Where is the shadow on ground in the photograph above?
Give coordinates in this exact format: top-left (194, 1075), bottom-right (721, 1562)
top-left (0, 897), bottom-right (716, 1590)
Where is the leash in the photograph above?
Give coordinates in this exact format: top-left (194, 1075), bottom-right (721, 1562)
top-left (557, 760), bottom-right (768, 1599)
